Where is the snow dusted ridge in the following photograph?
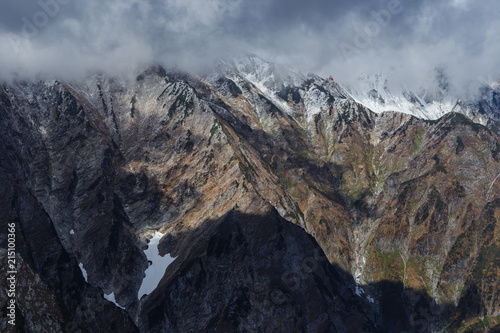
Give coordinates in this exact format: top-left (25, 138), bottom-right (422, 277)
top-left (231, 54), bottom-right (308, 92)
top-left (214, 55), bottom-right (499, 123)
top-left (344, 72), bottom-right (458, 120)
top-left (213, 54), bottom-right (354, 122)
top-left (344, 71), bottom-right (500, 121)
top-left (138, 232), bottom-right (177, 300)
top-left (215, 54), bottom-right (309, 116)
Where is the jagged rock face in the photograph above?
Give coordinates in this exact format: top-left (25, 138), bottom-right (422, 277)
top-left (0, 57), bottom-right (499, 332)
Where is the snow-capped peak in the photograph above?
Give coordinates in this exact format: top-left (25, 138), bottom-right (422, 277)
top-left (231, 54), bottom-right (308, 92)
top-left (343, 69), bottom-right (500, 121)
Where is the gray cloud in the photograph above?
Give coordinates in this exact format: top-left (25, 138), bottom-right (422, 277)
top-left (1, 0), bottom-right (499, 91)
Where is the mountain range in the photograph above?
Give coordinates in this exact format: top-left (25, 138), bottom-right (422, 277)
top-left (1, 54), bottom-right (500, 332)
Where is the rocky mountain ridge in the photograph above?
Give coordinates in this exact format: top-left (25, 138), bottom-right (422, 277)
top-left (1, 56), bottom-right (499, 332)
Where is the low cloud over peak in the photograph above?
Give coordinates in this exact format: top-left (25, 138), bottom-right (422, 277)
top-left (1, 0), bottom-right (499, 91)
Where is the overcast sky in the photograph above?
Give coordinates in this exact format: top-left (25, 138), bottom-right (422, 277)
top-left (1, 0), bottom-right (499, 90)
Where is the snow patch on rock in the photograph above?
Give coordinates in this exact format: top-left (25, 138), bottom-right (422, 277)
top-left (104, 292), bottom-right (125, 310)
top-left (138, 231), bottom-right (177, 300)
top-left (78, 262), bottom-right (88, 282)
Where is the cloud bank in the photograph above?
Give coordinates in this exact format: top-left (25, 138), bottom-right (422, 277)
top-left (1, 0), bottom-right (499, 90)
